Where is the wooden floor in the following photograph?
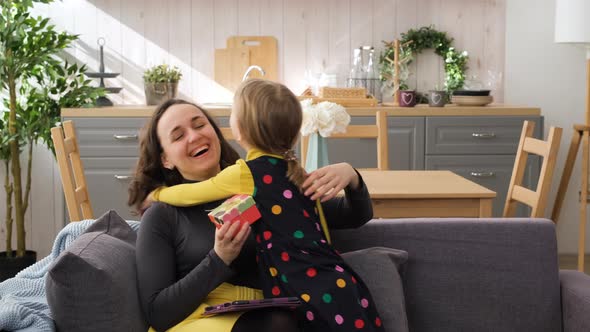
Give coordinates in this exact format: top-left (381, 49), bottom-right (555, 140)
top-left (559, 254), bottom-right (590, 274)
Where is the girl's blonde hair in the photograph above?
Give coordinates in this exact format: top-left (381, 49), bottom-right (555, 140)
top-left (233, 78), bottom-right (307, 189)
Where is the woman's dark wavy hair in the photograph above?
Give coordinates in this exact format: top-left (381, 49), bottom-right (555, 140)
top-left (127, 98), bottom-right (240, 214)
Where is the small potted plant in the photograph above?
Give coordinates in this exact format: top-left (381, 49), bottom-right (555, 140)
top-left (143, 64), bottom-right (182, 105)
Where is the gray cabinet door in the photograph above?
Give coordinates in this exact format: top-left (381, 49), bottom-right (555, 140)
top-left (425, 155), bottom-right (541, 217)
top-left (389, 117), bottom-right (424, 170)
top-left (322, 116), bottom-right (424, 170)
top-left (426, 116), bottom-right (543, 155)
top-left (82, 157), bottom-right (138, 221)
top-left (64, 117), bottom-right (146, 157)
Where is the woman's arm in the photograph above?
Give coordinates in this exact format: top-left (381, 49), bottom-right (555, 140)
top-left (302, 163), bottom-right (373, 229)
top-left (136, 203), bottom-right (240, 330)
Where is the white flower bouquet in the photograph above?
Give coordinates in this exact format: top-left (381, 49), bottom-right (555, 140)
top-left (300, 99), bottom-right (351, 137)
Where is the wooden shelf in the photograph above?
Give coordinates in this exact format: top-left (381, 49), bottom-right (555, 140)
top-left (61, 104), bottom-right (541, 118)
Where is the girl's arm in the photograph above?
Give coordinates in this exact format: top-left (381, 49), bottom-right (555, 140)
top-left (302, 163), bottom-right (373, 229)
top-left (150, 161), bottom-right (253, 206)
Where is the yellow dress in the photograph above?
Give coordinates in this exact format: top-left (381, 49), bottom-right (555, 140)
top-left (148, 283), bottom-right (263, 332)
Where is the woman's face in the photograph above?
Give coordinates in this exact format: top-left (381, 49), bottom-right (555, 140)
top-left (157, 103), bottom-right (222, 181)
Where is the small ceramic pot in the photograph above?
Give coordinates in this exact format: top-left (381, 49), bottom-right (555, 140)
top-left (427, 90), bottom-right (447, 107)
top-left (398, 90), bottom-right (417, 107)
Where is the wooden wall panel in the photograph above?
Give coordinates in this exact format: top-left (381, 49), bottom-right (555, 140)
top-left (169, 0), bottom-right (193, 100)
top-left (238, 0), bottom-right (261, 35)
top-left (191, 0), bottom-right (216, 103)
top-left (329, 0), bottom-right (351, 88)
top-left (120, 0), bottom-right (146, 104)
top-left (283, 1), bottom-right (307, 94)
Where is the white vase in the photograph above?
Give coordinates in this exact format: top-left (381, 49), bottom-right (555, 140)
top-left (305, 132), bottom-right (330, 172)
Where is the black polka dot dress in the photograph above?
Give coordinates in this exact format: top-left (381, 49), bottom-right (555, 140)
top-left (247, 155), bottom-right (385, 332)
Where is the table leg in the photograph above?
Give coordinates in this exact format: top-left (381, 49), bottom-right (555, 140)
top-left (579, 131), bottom-right (589, 272)
top-left (479, 198), bottom-right (493, 218)
top-left (552, 128), bottom-right (582, 222)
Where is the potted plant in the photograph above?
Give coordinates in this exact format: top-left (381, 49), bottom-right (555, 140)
top-left (0, 0), bottom-right (103, 280)
top-left (143, 64), bottom-right (182, 105)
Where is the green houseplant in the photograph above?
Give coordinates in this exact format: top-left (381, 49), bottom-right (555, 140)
top-left (143, 64), bottom-right (182, 105)
top-left (0, 0), bottom-right (103, 277)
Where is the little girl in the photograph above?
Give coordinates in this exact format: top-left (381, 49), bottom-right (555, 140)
top-left (150, 79), bottom-right (384, 332)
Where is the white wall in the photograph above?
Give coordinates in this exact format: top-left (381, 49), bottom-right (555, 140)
top-left (505, 0), bottom-right (588, 254)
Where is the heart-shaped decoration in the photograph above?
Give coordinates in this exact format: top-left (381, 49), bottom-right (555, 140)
top-left (432, 94), bottom-right (442, 104)
top-left (402, 93), bottom-right (414, 105)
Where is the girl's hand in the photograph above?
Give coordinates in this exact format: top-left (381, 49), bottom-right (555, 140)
top-left (301, 163), bottom-right (360, 202)
top-left (214, 221), bottom-right (251, 266)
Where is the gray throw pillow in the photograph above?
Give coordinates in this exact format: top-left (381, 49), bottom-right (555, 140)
top-left (342, 247), bottom-right (409, 332)
top-left (46, 210), bottom-right (147, 332)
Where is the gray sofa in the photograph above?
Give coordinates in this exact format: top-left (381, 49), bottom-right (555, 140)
top-left (41, 215), bottom-right (590, 332)
top-left (332, 218), bottom-right (590, 332)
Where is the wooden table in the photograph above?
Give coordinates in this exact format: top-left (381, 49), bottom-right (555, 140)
top-left (359, 170), bottom-right (497, 218)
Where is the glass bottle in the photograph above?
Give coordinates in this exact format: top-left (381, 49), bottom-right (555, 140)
top-left (364, 46), bottom-right (380, 100)
top-left (348, 47), bottom-right (364, 88)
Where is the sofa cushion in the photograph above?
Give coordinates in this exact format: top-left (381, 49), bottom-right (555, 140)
top-left (342, 247), bottom-right (409, 332)
top-left (46, 210), bottom-right (147, 332)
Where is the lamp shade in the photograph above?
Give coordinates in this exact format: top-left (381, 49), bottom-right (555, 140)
top-left (555, 0), bottom-right (590, 43)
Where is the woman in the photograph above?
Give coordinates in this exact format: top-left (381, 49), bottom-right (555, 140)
top-left (129, 99), bottom-right (374, 332)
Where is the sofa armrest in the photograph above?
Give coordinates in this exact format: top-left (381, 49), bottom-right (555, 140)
top-left (561, 270), bottom-right (590, 332)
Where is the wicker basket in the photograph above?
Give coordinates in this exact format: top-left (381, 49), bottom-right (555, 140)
top-left (319, 87), bottom-right (367, 99)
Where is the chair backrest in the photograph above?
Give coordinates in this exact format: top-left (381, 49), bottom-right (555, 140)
top-left (503, 120), bottom-right (562, 218)
top-left (219, 127), bottom-right (234, 140)
top-left (300, 110), bottom-right (389, 170)
top-left (51, 120), bottom-right (94, 221)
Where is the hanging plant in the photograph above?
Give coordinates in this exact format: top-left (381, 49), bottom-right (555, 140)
top-left (380, 25), bottom-right (469, 95)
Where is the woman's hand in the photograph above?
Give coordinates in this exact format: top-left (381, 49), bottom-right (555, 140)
top-left (301, 162), bottom-right (360, 202)
top-left (214, 221), bottom-right (251, 266)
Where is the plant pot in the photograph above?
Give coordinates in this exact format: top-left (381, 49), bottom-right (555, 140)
top-left (398, 90), bottom-right (417, 107)
top-left (0, 250), bottom-right (37, 282)
top-left (144, 82), bottom-right (178, 105)
top-left (427, 90), bottom-right (447, 107)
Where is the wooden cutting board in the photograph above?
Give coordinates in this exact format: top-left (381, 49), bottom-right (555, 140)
top-left (227, 36), bottom-right (278, 81)
top-left (214, 47), bottom-right (250, 92)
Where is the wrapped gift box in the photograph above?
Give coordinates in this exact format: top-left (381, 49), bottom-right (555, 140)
top-left (208, 194), bottom-right (261, 228)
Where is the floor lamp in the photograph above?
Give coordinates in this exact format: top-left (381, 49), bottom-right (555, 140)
top-left (551, 0), bottom-right (590, 272)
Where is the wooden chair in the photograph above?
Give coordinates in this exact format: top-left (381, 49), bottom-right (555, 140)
top-left (300, 110), bottom-right (389, 170)
top-left (51, 120), bottom-right (94, 221)
top-left (503, 121), bottom-right (562, 218)
top-left (219, 127), bottom-right (234, 140)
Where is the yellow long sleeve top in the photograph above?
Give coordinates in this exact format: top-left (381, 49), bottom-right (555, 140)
top-left (150, 148), bottom-right (274, 206)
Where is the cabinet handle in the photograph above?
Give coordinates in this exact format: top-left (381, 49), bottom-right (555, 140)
top-left (470, 171), bottom-right (495, 178)
top-left (113, 134), bottom-right (138, 140)
top-left (114, 175), bottom-right (133, 181)
top-left (472, 132), bottom-right (496, 139)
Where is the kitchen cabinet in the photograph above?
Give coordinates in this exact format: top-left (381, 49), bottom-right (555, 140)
top-left (63, 105), bottom-right (543, 219)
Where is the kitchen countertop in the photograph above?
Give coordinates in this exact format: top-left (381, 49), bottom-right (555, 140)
top-left (61, 104), bottom-right (541, 117)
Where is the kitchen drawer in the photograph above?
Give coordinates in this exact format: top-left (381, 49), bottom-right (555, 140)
top-left (64, 118), bottom-right (147, 157)
top-left (82, 157), bottom-right (139, 221)
top-left (425, 155), bottom-right (540, 217)
top-left (426, 116), bottom-right (542, 155)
